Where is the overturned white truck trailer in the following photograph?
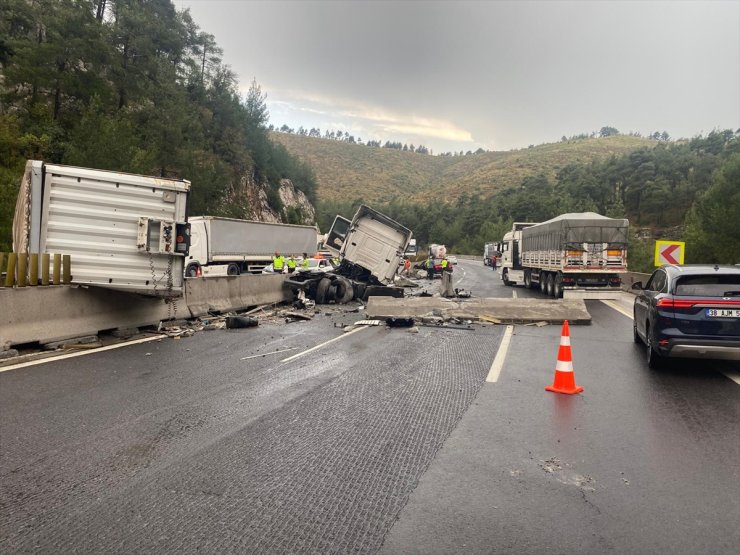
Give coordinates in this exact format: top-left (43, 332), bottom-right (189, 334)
top-left (12, 161), bottom-right (190, 297)
top-left (286, 205), bottom-right (412, 303)
top-left (501, 212), bottom-right (628, 298)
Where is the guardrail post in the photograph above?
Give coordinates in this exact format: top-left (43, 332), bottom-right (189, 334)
top-left (17, 254), bottom-right (28, 287)
top-left (52, 253), bottom-right (61, 285)
top-left (29, 254), bottom-right (39, 286)
top-left (62, 255), bottom-right (71, 284)
top-left (41, 253), bottom-right (50, 286)
top-left (5, 253), bottom-right (17, 287)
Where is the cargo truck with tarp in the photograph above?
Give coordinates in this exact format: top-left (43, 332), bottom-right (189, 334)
top-left (500, 212), bottom-right (628, 298)
top-left (12, 161), bottom-right (190, 297)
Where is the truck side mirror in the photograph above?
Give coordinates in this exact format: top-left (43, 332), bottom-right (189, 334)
top-left (631, 281), bottom-right (643, 290)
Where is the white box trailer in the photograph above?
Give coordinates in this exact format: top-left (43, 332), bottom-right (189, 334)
top-left (186, 216), bottom-right (319, 275)
top-left (12, 161), bottom-right (190, 297)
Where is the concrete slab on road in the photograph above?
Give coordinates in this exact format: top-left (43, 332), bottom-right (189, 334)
top-left (366, 296), bottom-right (592, 324)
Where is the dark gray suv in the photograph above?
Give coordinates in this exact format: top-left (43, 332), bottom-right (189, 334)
top-left (632, 264), bottom-right (740, 368)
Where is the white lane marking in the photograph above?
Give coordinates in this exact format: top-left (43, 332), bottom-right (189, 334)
top-left (0, 335), bottom-right (167, 373)
top-left (601, 299), bottom-right (633, 319)
top-left (601, 300), bottom-right (739, 386)
top-left (241, 347), bottom-right (297, 360)
top-left (455, 267), bottom-right (467, 285)
top-left (281, 326), bottom-right (369, 362)
top-left (512, 289), bottom-right (518, 299)
top-left (486, 325), bottom-right (514, 383)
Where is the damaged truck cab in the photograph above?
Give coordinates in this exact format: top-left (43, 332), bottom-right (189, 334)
top-left (286, 205), bottom-right (412, 304)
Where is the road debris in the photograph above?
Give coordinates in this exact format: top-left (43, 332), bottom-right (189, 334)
top-left (225, 315), bottom-right (259, 329)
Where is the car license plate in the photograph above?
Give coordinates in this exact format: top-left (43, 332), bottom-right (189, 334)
top-left (706, 308), bottom-right (740, 318)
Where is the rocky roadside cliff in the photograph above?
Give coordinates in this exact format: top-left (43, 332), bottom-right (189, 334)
top-left (228, 176), bottom-right (316, 225)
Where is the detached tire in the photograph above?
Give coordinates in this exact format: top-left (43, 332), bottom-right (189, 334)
top-left (315, 277), bottom-right (332, 304)
top-left (333, 277), bottom-right (354, 303)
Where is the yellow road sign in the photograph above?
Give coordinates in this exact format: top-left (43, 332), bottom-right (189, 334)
top-left (654, 240), bottom-right (685, 266)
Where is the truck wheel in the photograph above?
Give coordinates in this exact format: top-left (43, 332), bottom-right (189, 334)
top-left (315, 277), bottom-right (332, 304)
top-left (185, 262), bottom-right (201, 278)
top-left (333, 277), bottom-right (354, 303)
top-left (546, 273), bottom-right (555, 297)
top-left (227, 263), bottom-right (240, 276)
top-left (502, 270), bottom-right (511, 286)
top-left (540, 273), bottom-right (548, 294)
top-left (523, 271), bottom-right (531, 289)
top-left (553, 274), bottom-right (563, 299)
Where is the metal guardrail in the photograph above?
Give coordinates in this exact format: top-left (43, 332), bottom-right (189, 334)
top-left (0, 253), bottom-right (71, 287)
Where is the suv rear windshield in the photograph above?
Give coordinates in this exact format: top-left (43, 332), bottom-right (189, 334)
top-left (674, 274), bottom-right (740, 297)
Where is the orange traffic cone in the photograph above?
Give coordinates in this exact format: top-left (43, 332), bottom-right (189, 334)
top-left (546, 320), bottom-right (584, 395)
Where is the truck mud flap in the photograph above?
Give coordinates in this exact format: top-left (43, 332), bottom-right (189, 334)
top-left (362, 285), bottom-right (404, 302)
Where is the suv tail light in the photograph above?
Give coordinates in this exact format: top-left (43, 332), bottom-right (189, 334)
top-left (657, 298), bottom-right (740, 308)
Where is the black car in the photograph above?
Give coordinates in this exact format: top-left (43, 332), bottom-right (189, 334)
top-left (632, 264), bottom-right (740, 368)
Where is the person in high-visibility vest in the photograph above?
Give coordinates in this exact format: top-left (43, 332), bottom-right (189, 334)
top-left (426, 257), bottom-right (434, 280)
top-left (301, 252), bottom-right (310, 269)
top-left (287, 255), bottom-right (297, 273)
top-left (440, 256), bottom-right (454, 297)
top-left (272, 252), bottom-right (285, 273)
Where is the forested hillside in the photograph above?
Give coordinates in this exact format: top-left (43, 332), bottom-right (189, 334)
top-left (0, 0), bottom-right (317, 251)
top-left (312, 131), bottom-right (739, 271)
top-left (273, 131), bottom-right (656, 204)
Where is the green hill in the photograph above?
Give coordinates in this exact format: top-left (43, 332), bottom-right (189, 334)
top-left (272, 132), bottom-right (657, 203)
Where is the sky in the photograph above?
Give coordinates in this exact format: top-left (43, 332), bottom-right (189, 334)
top-left (176, 0), bottom-right (740, 153)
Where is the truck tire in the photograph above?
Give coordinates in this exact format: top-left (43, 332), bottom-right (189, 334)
top-left (540, 273), bottom-right (548, 294)
top-left (523, 270), bottom-right (532, 289)
top-left (553, 273), bottom-right (563, 299)
top-left (333, 277), bottom-right (354, 303)
top-left (315, 277), bottom-right (332, 304)
top-left (546, 273), bottom-right (555, 297)
top-left (227, 263), bottom-right (240, 276)
top-left (185, 262), bottom-right (201, 278)
top-left (502, 270), bottom-right (512, 286)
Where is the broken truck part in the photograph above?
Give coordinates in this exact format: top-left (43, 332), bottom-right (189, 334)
top-left (285, 205), bottom-right (412, 304)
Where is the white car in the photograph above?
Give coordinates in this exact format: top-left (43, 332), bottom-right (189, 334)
top-left (448, 256), bottom-right (458, 265)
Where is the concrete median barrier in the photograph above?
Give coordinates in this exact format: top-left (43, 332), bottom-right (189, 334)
top-left (0, 286), bottom-right (173, 346)
top-left (184, 274), bottom-right (291, 317)
top-left (1, 274), bottom-right (292, 348)
top-left (366, 296), bottom-right (591, 325)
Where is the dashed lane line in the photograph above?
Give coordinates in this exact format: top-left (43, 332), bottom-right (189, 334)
top-left (486, 325), bottom-right (514, 383)
top-left (601, 299), bottom-right (740, 386)
top-left (455, 267), bottom-right (467, 285)
top-left (281, 326), bottom-right (369, 363)
top-left (0, 335), bottom-right (167, 373)
top-left (512, 289), bottom-right (517, 299)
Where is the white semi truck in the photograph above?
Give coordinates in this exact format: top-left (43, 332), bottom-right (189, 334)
top-left (186, 216), bottom-right (319, 276)
top-left (500, 212), bottom-right (628, 298)
top-left (286, 205), bottom-right (412, 303)
top-left (12, 160), bottom-right (191, 297)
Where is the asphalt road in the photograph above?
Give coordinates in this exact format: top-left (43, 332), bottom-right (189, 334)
top-left (1, 260), bottom-right (738, 554)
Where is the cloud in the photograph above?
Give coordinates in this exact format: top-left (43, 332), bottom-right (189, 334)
top-left (266, 87), bottom-right (475, 145)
